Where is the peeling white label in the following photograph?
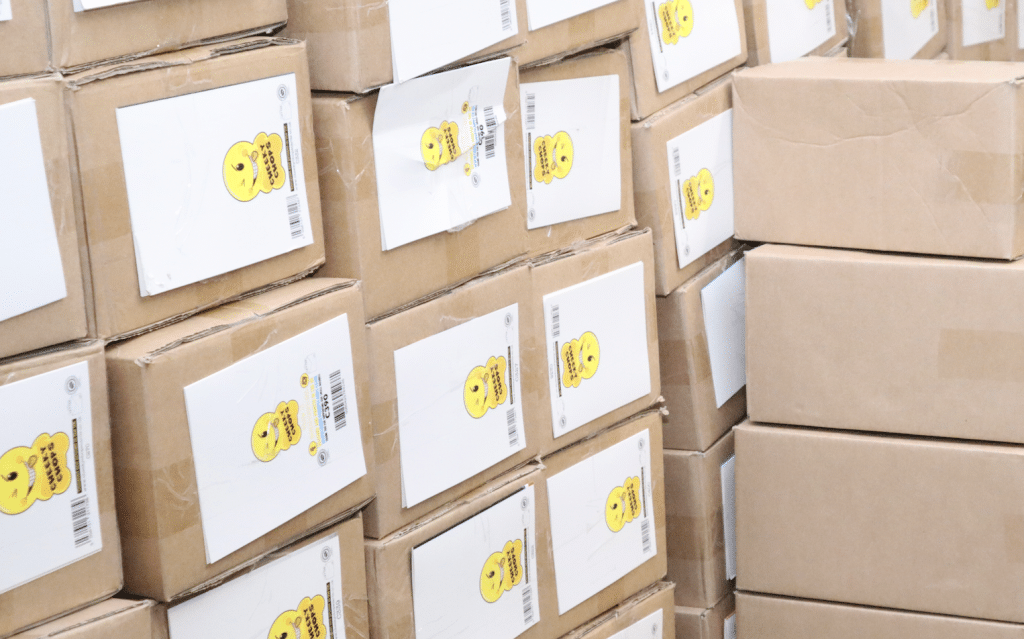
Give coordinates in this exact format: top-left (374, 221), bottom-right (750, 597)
top-left (701, 258), bottom-right (746, 408)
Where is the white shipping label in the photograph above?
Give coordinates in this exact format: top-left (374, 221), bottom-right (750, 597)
top-left (700, 258), bottom-right (746, 408)
top-left (0, 362), bottom-right (102, 595)
top-left (667, 109), bottom-right (734, 271)
top-left (724, 613), bottom-right (737, 639)
top-left (1019, 0), bottom-right (1024, 47)
top-left (881, 0), bottom-right (939, 58)
top-left (521, 76), bottom-right (621, 230)
top-left (525, 0), bottom-right (618, 30)
top-left (609, 610), bottom-right (663, 639)
top-left (546, 429), bottom-right (656, 614)
top-left (395, 304), bottom-right (525, 508)
top-left (167, 533), bottom-right (346, 639)
top-left (962, 0), bottom-right (1004, 46)
top-left (720, 454), bottom-right (736, 581)
top-left (765, 0), bottom-right (837, 62)
top-left (0, 98), bottom-right (67, 323)
top-left (116, 73), bottom-right (312, 297)
top-left (183, 315), bottom-right (366, 564)
top-left (73, 0), bottom-right (144, 11)
top-left (373, 59), bottom-right (512, 251)
top-left (643, 0), bottom-right (743, 93)
top-left (0, 0), bottom-right (11, 21)
top-left (544, 261), bottom-right (651, 438)
top-left (388, 0), bottom-right (517, 83)
top-left (411, 486), bottom-right (539, 639)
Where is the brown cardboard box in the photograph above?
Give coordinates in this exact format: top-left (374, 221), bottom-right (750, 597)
top-left (624, 0), bottom-right (747, 120)
top-left (105, 279), bottom-right (374, 602)
top-left (656, 248), bottom-right (746, 452)
top-left (0, 342), bottom-right (122, 638)
top-left (518, 1), bottom-right (640, 66)
top-left (559, 582), bottom-right (676, 639)
top-left (631, 77), bottom-right (738, 296)
top-left (519, 47), bottom-right (637, 257)
top-left (746, 244), bottom-right (1024, 444)
top-left (529, 229), bottom-right (661, 457)
top-left (312, 58), bottom-right (527, 321)
top-left (946, 0), bottom-right (1012, 59)
top-left (676, 592), bottom-right (735, 639)
top-left (737, 592), bottom-right (1024, 639)
top-left (47, 0), bottom-right (286, 72)
top-left (284, 0), bottom-right (526, 92)
top-left (65, 37), bottom-right (325, 341)
top-left (742, 0), bottom-right (848, 66)
top-left (734, 58), bottom-right (1024, 259)
top-left (0, 74), bottom-right (88, 360)
top-left (10, 599), bottom-right (166, 639)
top-left (664, 431), bottom-right (735, 609)
top-left (0, 0), bottom-right (49, 78)
top-left (538, 409), bottom-right (669, 638)
top-left (736, 421), bottom-right (1024, 624)
top-left (847, 0), bottom-right (947, 59)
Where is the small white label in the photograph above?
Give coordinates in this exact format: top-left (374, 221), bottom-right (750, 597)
top-left (1018, 0), bottom-right (1024, 47)
top-left (962, 0), bottom-right (1005, 46)
top-left (643, 0), bottom-right (743, 93)
top-left (521, 76), bottom-right (620, 230)
top-left (167, 533), bottom-right (346, 639)
top-left (880, 0), bottom-right (939, 58)
top-left (765, 0), bottom-right (837, 62)
top-left (724, 613), bottom-right (737, 639)
top-left (411, 486), bottom-right (539, 639)
top-left (395, 303), bottom-right (525, 508)
top-left (544, 262), bottom-right (652, 438)
top-left (667, 109), bottom-right (735, 271)
top-left (373, 59), bottom-right (512, 251)
top-left (525, 0), bottom-right (618, 30)
top-left (116, 73), bottom-right (311, 298)
top-left (0, 0), bottom-right (12, 21)
top-left (609, 609), bottom-right (663, 639)
top-left (72, 0), bottom-right (144, 11)
top-left (700, 258), bottom-right (746, 408)
top-left (0, 362), bottom-right (102, 595)
top-left (0, 98), bottom-right (68, 323)
top-left (183, 315), bottom-right (367, 564)
top-left (720, 454), bottom-right (737, 581)
top-left (388, 0), bottom-right (518, 83)
top-left (547, 429), bottom-right (656, 614)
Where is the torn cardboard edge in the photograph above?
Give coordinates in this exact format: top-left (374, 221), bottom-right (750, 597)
top-left (529, 224), bottom-right (643, 267)
top-left (9, 591), bottom-right (126, 639)
top-left (542, 405), bottom-right (667, 462)
top-left (19, 599), bottom-right (157, 639)
top-left (564, 581), bottom-right (676, 639)
top-left (519, 33), bottom-right (634, 70)
top-left (0, 338), bottom-right (100, 369)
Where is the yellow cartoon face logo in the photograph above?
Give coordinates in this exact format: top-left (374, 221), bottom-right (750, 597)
top-left (268, 595), bottom-right (326, 639)
top-left (533, 132), bottom-right (574, 185)
top-left (659, 0), bottom-right (694, 44)
top-left (224, 132), bottom-right (287, 202)
top-left (605, 476), bottom-right (643, 533)
top-left (421, 121), bottom-right (461, 171)
top-left (251, 400), bottom-right (302, 462)
top-left (480, 539), bottom-right (524, 603)
top-left (560, 331), bottom-right (600, 389)
top-left (0, 432), bottom-right (72, 516)
top-left (910, 0), bottom-right (928, 16)
top-left (464, 356), bottom-right (509, 419)
top-left (683, 168), bottom-right (714, 221)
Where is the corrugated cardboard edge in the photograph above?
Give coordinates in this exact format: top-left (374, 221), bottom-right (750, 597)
top-left (634, 73), bottom-right (734, 130)
top-left (519, 34), bottom-right (634, 70)
top-left (0, 338), bottom-right (99, 369)
top-left (542, 406), bottom-right (668, 462)
top-left (529, 225), bottom-right (642, 267)
top-left (562, 581), bottom-right (676, 639)
top-left (18, 599), bottom-right (157, 639)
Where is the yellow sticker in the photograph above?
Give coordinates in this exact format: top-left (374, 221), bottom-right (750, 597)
top-left (464, 356), bottom-right (509, 419)
top-left (480, 539), bottom-right (524, 603)
top-left (682, 168), bottom-right (715, 221)
top-left (251, 400), bottom-right (302, 462)
top-left (658, 0), bottom-right (694, 44)
top-left (0, 432), bottom-right (72, 515)
top-left (268, 595), bottom-right (326, 639)
top-left (532, 132), bottom-right (574, 185)
top-left (560, 331), bottom-right (600, 390)
top-left (223, 132), bottom-right (287, 202)
top-left (605, 476), bottom-right (642, 533)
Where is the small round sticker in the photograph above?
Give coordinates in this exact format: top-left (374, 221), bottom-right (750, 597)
top-left (277, 84), bottom-right (289, 101)
top-left (65, 376), bottom-right (80, 394)
top-left (321, 546), bottom-right (332, 562)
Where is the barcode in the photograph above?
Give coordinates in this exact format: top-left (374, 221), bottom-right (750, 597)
top-left (507, 408), bottom-right (518, 448)
top-left (287, 195), bottom-right (303, 240)
top-left (483, 106), bottom-right (498, 160)
top-left (640, 518), bottom-right (652, 554)
top-left (525, 92), bottom-right (536, 131)
top-left (550, 304), bottom-right (560, 339)
top-left (71, 497), bottom-right (92, 548)
top-left (672, 147), bottom-right (681, 178)
top-left (499, 0), bottom-right (512, 31)
top-left (521, 584), bottom-right (534, 625)
top-left (329, 370), bottom-right (347, 431)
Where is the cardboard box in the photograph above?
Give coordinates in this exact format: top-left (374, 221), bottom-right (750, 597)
top-left (10, 599), bottom-right (165, 639)
top-left (664, 431), bottom-right (735, 609)
top-left (519, 47), bottom-right (637, 257)
top-left (624, 0), bottom-right (747, 120)
top-left (0, 0), bottom-right (49, 78)
top-left (737, 591), bottom-right (1024, 639)
top-left (518, 0), bottom-right (640, 66)
top-left (312, 58), bottom-right (527, 321)
top-left (65, 37), bottom-right (325, 340)
top-left (538, 410), bottom-right (669, 638)
top-left (105, 279), bottom-right (374, 602)
top-left (676, 592), bottom-right (735, 639)
top-left (0, 74), bottom-right (88, 360)
top-left (284, 0), bottom-right (526, 92)
top-left (656, 248), bottom-right (746, 452)
top-left (163, 514), bottom-right (367, 639)
top-left (742, 0), bottom-right (848, 66)
top-left (530, 229), bottom-right (661, 457)
top-left (559, 582), bottom-right (676, 639)
top-left (847, 0), bottom-right (947, 59)
top-left (736, 421), bottom-right (1024, 624)
top-left (746, 244), bottom-right (1024, 443)
top-left (365, 464), bottom-right (547, 639)
top-left (0, 342), bottom-right (122, 638)
top-left (631, 77), bottom-right (738, 296)
top-left (946, 0), bottom-right (1012, 59)
top-left (47, 0), bottom-right (286, 72)
top-left (734, 58), bottom-right (1024, 260)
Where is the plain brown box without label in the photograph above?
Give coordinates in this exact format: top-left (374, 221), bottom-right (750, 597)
top-left (847, 0), bottom-right (947, 58)
top-left (10, 599), bottom-right (166, 639)
top-left (0, 0), bottom-right (49, 78)
top-left (675, 591), bottom-right (734, 639)
top-left (558, 582), bottom-right (675, 639)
